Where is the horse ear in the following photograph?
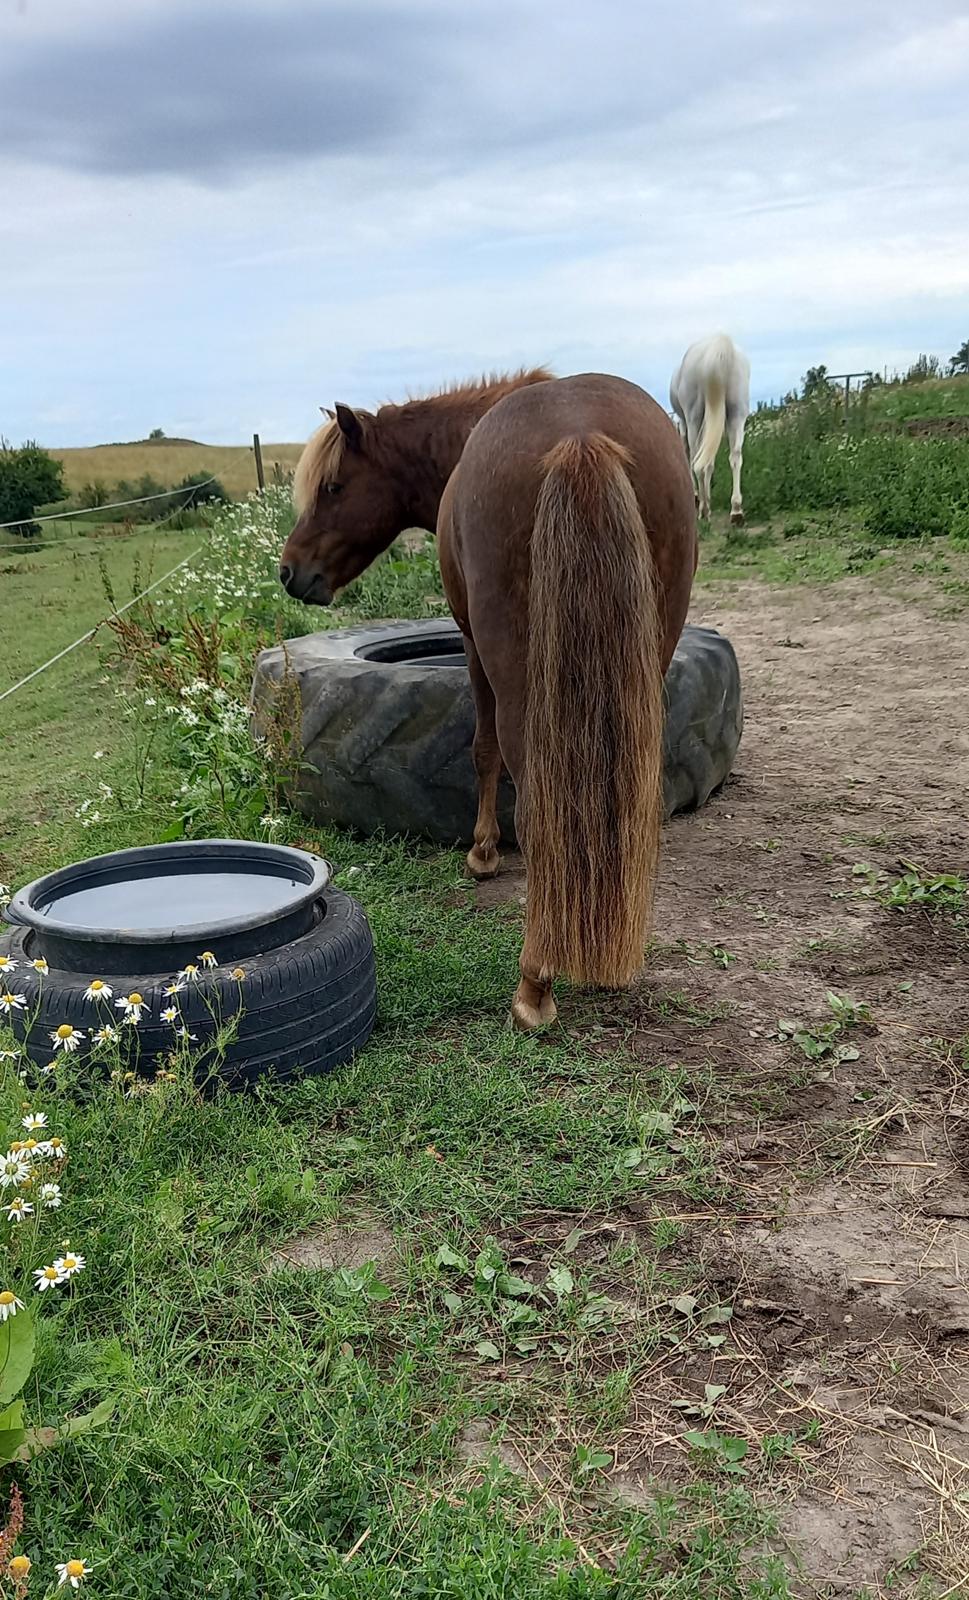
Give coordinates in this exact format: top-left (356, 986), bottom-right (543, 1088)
top-left (334, 403), bottom-right (364, 453)
top-left (320, 406), bottom-right (335, 420)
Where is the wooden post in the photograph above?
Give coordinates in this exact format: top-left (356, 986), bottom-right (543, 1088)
top-left (252, 433), bottom-right (265, 492)
top-left (843, 375), bottom-right (851, 426)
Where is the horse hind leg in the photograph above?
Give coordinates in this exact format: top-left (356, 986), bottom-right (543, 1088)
top-left (489, 692), bottom-right (558, 1030)
top-left (511, 934), bottom-right (557, 1031)
top-left (510, 783), bottom-right (557, 1029)
top-left (727, 410), bottom-right (746, 525)
top-left (697, 460), bottom-right (714, 521)
top-left (465, 637), bottom-right (504, 881)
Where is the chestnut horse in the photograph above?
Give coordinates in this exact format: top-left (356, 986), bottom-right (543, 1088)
top-left (280, 370), bottom-right (697, 1028)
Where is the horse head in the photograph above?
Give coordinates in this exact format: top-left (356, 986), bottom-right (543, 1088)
top-left (279, 404), bottom-right (407, 605)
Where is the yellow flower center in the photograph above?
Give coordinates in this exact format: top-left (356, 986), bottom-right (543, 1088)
top-left (9, 1143), bottom-right (21, 1154)
top-left (56, 1024), bottom-right (74, 1039)
top-left (21, 1141), bottom-right (37, 1153)
top-left (90, 981), bottom-right (104, 992)
top-left (0, 1291), bottom-right (16, 1306)
top-left (62, 1257), bottom-right (77, 1270)
top-left (43, 1267), bottom-right (58, 1281)
top-left (232, 967), bottom-right (245, 980)
top-left (9, 1554), bottom-right (30, 1577)
top-left (66, 1561), bottom-right (85, 1577)
top-left (2, 995), bottom-right (14, 1005)
top-left (201, 951), bottom-right (214, 961)
top-left (129, 993), bottom-right (143, 1006)
top-left (50, 1139), bottom-right (63, 1152)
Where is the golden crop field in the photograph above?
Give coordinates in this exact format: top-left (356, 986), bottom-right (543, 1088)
top-left (51, 438), bottom-right (305, 500)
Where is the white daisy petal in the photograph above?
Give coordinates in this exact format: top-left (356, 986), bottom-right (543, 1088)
top-left (0, 1290), bottom-right (25, 1321)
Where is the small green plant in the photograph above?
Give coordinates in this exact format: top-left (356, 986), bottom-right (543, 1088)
top-left (683, 1428), bottom-right (748, 1475)
top-left (777, 991), bottom-right (870, 1063)
top-left (882, 863), bottom-right (966, 914)
top-left (573, 1443), bottom-right (613, 1479)
top-left (673, 1382), bottom-right (729, 1422)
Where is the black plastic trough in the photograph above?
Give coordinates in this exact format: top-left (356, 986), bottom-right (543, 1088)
top-left (3, 839), bottom-right (332, 977)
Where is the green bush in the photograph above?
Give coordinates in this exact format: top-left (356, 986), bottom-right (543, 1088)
top-left (713, 422), bottom-right (969, 538)
top-left (0, 442), bottom-right (65, 536)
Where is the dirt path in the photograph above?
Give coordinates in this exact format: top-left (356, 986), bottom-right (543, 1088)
top-left (665, 578), bottom-right (969, 1595)
top-left (486, 574), bottom-right (969, 1595)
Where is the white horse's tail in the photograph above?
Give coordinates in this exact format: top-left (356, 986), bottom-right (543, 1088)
top-left (692, 334), bottom-right (734, 475)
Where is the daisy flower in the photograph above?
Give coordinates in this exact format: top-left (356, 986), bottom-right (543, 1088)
top-left (83, 979), bottom-right (113, 1004)
top-left (4, 1197), bottom-right (33, 1223)
top-left (176, 1028), bottom-right (198, 1042)
top-left (0, 1050), bottom-right (20, 1061)
top-left (22, 1112), bottom-right (47, 1133)
top-left (56, 1558), bottom-right (90, 1589)
top-left (0, 1289), bottom-right (25, 1321)
top-left (50, 1024), bottom-right (85, 1053)
top-left (163, 979), bottom-right (186, 997)
top-left (0, 954), bottom-right (18, 974)
top-left (8, 1554), bottom-right (30, 1581)
top-left (34, 1263), bottom-right (64, 1291)
top-left (115, 992), bottom-right (148, 1023)
top-left (0, 993), bottom-right (26, 1015)
top-left (30, 956), bottom-right (49, 976)
top-left (93, 1024), bottom-right (119, 1046)
top-left (198, 950), bottom-right (217, 968)
top-left (179, 964), bottom-right (201, 982)
top-left (40, 1182), bottom-right (62, 1209)
top-left (19, 1139), bottom-right (41, 1160)
top-left (54, 1251), bottom-right (85, 1280)
top-left (41, 1061), bottom-right (58, 1076)
top-left (0, 1156), bottom-right (30, 1189)
top-left (46, 1136), bottom-right (67, 1159)
top-left (160, 1006), bottom-right (179, 1024)
top-left (231, 967), bottom-right (245, 981)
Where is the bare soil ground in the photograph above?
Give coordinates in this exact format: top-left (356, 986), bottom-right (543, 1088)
top-left (477, 572), bottom-right (969, 1596)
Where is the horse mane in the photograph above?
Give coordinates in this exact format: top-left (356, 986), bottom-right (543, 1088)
top-left (293, 366), bottom-right (552, 515)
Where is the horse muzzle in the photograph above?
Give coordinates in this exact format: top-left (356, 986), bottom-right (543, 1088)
top-left (279, 564), bottom-right (333, 606)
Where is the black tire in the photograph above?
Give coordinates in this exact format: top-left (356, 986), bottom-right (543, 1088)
top-left (254, 620), bottom-right (742, 845)
top-left (2, 888), bottom-right (375, 1090)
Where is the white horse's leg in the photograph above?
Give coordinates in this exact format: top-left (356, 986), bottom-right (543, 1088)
top-left (697, 461), bottom-right (713, 520)
top-left (727, 410), bottom-right (746, 526)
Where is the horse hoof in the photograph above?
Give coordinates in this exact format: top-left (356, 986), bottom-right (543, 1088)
top-left (467, 846), bottom-right (502, 881)
top-left (509, 992), bottom-right (558, 1031)
top-left (729, 511), bottom-right (745, 527)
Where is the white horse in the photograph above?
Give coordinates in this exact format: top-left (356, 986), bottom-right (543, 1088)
top-left (670, 333), bottom-right (750, 524)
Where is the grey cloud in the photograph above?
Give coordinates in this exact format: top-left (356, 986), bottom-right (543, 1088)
top-left (0, 0), bottom-right (884, 182)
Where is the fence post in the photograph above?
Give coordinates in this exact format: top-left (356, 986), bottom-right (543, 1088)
top-left (253, 433), bottom-right (265, 492)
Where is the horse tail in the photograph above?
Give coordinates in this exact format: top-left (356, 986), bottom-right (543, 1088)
top-left (692, 334), bottom-right (733, 475)
top-left (523, 433), bottom-right (663, 987)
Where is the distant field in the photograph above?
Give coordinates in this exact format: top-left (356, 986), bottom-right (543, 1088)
top-left (864, 372), bottom-right (969, 422)
top-left (51, 438), bottom-right (305, 500)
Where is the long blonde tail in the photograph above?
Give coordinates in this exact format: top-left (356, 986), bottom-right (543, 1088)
top-left (693, 368), bottom-right (727, 475)
top-left (522, 433), bottom-right (663, 986)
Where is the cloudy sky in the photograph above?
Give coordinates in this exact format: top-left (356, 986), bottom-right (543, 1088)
top-left (3, 0), bottom-right (968, 447)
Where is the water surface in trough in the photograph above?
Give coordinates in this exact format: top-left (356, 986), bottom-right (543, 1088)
top-left (41, 867), bottom-right (304, 932)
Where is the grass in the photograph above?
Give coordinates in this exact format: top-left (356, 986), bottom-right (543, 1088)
top-left (0, 852), bottom-right (791, 1595)
top-left (51, 441), bottom-right (304, 502)
top-left (0, 524), bottom-right (200, 872)
top-left (0, 496), bottom-right (809, 1597)
top-left (6, 483), bottom-right (968, 1594)
top-left (865, 372), bottom-right (969, 423)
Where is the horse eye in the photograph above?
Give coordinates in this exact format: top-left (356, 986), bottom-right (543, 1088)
top-left (325, 482), bottom-right (342, 496)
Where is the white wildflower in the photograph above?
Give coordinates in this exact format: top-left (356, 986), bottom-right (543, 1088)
top-left (50, 1024), bottom-right (85, 1053)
